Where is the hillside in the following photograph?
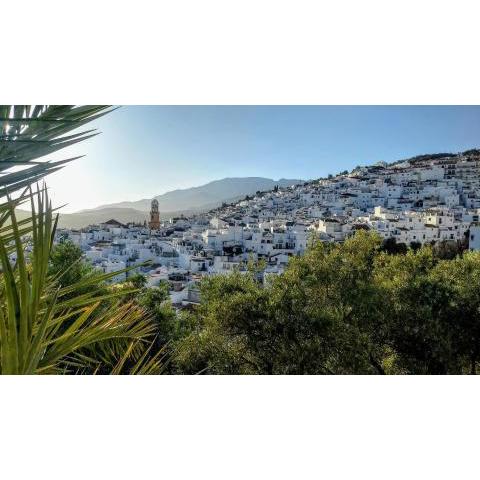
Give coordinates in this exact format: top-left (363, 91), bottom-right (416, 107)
top-left (19, 151), bottom-right (480, 229)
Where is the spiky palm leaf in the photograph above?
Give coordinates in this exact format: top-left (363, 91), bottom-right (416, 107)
top-left (0, 105), bottom-right (164, 374)
top-left (66, 337), bottom-right (169, 375)
top-left (0, 105), bottom-right (114, 197)
top-left (0, 186), bottom-right (160, 374)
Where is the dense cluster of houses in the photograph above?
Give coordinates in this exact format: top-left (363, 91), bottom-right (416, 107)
top-left (56, 149), bottom-right (480, 307)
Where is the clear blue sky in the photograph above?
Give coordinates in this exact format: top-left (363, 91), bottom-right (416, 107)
top-left (47, 106), bottom-right (480, 212)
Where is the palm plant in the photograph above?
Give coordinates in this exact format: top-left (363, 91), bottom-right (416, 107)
top-left (0, 105), bottom-right (112, 195)
top-left (0, 105), bottom-right (163, 374)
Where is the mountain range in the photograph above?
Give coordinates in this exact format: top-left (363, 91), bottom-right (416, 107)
top-left (52, 177), bottom-right (303, 229)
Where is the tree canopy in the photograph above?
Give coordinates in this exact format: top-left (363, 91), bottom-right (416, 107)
top-left (173, 231), bottom-right (480, 374)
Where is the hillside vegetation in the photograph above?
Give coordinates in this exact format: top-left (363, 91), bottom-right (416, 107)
top-left (171, 231), bottom-right (480, 374)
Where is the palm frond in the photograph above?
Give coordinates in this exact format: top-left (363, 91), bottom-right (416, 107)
top-left (0, 105), bottom-right (167, 375)
top-left (0, 105), bottom-right (114, 196)
top-left (0, 187), bottom-right (159, 374)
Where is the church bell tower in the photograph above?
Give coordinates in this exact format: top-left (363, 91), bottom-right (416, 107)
top-left (149, 199), bottom-right (160, 229)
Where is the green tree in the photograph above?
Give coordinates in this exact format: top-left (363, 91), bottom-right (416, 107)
top-left (268, 231), bottom-right (389, 374)
top-left (176, 232), bottom-right (391, 374)
top-left (174, 272), bottom-right (270, 374)
top-left (128, 273), bottom-right (148, 289)
top-left (175, 232), bottom-right (480, 375)
top-left (430, 252), bottom-right (480, 373)
top-left (373, 247), bottom-right (456, 374)
top-left (136, 282), bottom-right (178, 343)
top-left (49, 241), bottom-right (94, 288)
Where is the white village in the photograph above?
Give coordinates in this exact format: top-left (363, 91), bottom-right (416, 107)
top-left (56, 149), bottom-right (480, 307)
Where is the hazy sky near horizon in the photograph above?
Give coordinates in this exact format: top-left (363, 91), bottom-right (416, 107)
top-left (46, 105), bottom-right (480, 213)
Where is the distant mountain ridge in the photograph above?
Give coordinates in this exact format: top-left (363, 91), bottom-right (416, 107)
top-left (92, 177), bottom-right (303, 213)
top-left (53, 177), bottom-right (303, 229)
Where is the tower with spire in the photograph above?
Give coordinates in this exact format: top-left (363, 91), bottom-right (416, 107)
top-left (148, 198), bottom-right (160, 230)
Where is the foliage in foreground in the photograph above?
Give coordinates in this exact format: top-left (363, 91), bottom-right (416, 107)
top-left (173, 231), bottom-right (480, 375)
top-left (0, 188), bottom-right (165, 374)
top-left (0, 105), bottom-right (165, 374)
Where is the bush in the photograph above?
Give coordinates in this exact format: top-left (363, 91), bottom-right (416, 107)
top-left (174, 232), bottom-right (480, 374)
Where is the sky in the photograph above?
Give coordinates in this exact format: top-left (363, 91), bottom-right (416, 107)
top-left (46, 106), bottom-right (480, 213)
